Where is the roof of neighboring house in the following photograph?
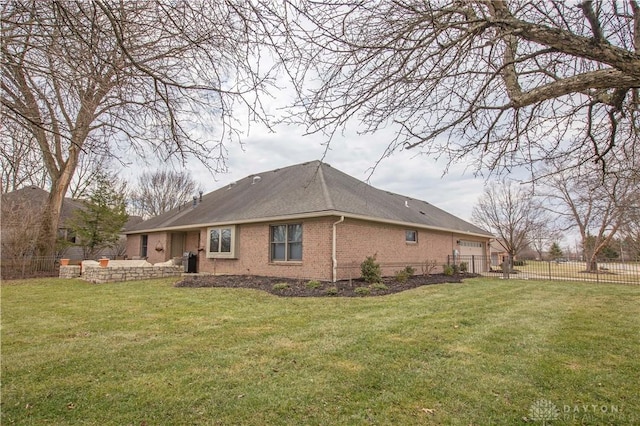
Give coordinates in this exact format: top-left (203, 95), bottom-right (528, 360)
top-left (126, 161), bottom-right (492, 237)
top-left (2, 187), bottom-right (141, 232)
top-left (1, 186), bottom-right (85, 226)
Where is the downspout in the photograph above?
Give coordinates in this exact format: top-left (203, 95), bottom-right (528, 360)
top-left (332, 216), bottom-right (345, 283)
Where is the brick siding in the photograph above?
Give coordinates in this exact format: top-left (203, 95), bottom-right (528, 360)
top-left (334, 218), bottom-right (463, 279)
top-left (127, 216), bottom-right (489, 281)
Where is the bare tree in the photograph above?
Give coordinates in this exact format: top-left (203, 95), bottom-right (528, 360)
top-left (619, 190), bottom-right (640, 260)
top-left (129, 169), bottom-right (202, 219)
top-left (1, 1), bottom-right (273, 255)
top-left (540, 163), bottom-right (636, 271)
top-left (0, 192), bottom-right (41, 258)
top-left (68, 150), bottom-right (113, 199)
top-left (267, 1), bottom-right (639, 176)
top-left (0, 202), bottom-right (45, 279)
top-left (529, 221), bottom-right (563, 260)
top-left (0, 121), bottom-right (48, 193)
top-left (472, 181), bottom-right (542, 258)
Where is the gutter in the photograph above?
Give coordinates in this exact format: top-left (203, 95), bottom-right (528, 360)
top-left (332, 215), bottom-right (345, 283)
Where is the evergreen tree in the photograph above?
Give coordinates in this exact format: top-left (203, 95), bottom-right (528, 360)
top-left (549, 242), bottom-right (563, 260)
top-left (70, 173), bottom-right (128, 260)
top-left (600, 245), bottom-right (619, 260)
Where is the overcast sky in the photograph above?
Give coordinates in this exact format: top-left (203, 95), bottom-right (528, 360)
top-left (121, 73), bottom-right (500, 225)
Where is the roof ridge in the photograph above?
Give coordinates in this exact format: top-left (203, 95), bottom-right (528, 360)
top-left (316, 163), bottom-right (335, 210)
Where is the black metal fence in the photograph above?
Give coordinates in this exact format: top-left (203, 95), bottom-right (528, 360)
top-left (0, 256), bottom-right (60, 280)
top-left (336, 255), bottom-right (640, 285)
top-left (488, 257), bottom-right (640, 285)
top-left (335, 257), bottom-right (485, 282)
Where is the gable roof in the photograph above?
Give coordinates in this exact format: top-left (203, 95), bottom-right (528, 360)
top-left (126, 161), bottom-right (492, 237)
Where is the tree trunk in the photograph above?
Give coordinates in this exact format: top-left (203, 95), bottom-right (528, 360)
top-left (34, 157), bottom-right (78, 257)
top-left (584, 246), bottom-right (599, 273)
top-left (35, 191), bottom-right (63, 257)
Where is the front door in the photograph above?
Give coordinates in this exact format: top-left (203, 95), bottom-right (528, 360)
top-left (170, 232), bottom-right (186, 259)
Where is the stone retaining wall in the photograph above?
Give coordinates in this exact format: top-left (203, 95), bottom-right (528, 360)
top-left (60, 264), bottom-right (182, 283)
top-left (59, 265), bottom-right (81, 279)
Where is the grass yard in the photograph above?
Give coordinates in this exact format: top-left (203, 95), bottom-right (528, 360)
top-left (1, 277), bottom-right (639, 425)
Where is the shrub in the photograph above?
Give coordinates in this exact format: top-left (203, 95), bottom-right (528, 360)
top-left (354, 286), bottom-right (371, 296)
top-left (459, 262), bottom-right (468, 273)
top-left (370, 282), bottom-right (388, 291)
top-left (361, 255), bottom-right (382, 283)
top-left (513, 260), bottom-right (526, 267)
top-left (395, 269), bottom-right (410, 283)
top-left (443, 264), bottom-right (454, 276)
top-left (272, 283), bottom-right (290, 291)
top-left (325, 286), bottom-right (339, 296)
top-left (421, 259), bottom-right (438, 276)
top-left (306, 280), bottom-right (322, 289)
top-left (403, 265), bottom-right (415, 276)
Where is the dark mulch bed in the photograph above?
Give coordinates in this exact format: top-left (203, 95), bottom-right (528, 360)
top-left (175, 273), bottom-right (478, 297)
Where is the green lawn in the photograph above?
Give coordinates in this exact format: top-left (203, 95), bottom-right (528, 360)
top-left (2, 277), bottom-right (639, 425)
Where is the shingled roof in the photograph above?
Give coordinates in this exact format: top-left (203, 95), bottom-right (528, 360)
top-left (126, 161), bottom-right (491, 237)
top-left (2, 186), bottom-right (144, 231)
top-left (1, 186), bottom-right (85, 225)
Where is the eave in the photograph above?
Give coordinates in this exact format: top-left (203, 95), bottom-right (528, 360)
top-left (125, 210), bottom-right (493, 239)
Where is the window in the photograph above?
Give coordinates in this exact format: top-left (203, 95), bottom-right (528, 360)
top-left (459, 240), bottom-right (483, 248)
top-left (207, 226), bottom-right (237, 258)
top-left (270, 224), bottom-right (302, 262)
top-left (405, 230), bottom-right (417, 243)
top-left (140, 235), bottom-right (148, 257)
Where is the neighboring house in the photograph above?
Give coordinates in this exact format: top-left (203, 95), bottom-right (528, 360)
top-left (489, 241), bottom-right (507, 267)
top-left (1, 186), bottom-right (84, 257)
top-left (1, 186), bottom-right (141, 260)
top-left (126, 161), bottom-right (493, 281)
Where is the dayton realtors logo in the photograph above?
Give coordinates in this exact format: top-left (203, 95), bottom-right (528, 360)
top-left (528, 399), bottom-right (632, 424)
top-left (528, 399), bottom-right (560, 424)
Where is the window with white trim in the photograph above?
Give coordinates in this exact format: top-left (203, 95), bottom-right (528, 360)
top-left (270, 224), bottom-right (302, 262)
top-left (405, 230), bottom-right (417, 243)
top-left (206, 226), bottom-right (237, 258)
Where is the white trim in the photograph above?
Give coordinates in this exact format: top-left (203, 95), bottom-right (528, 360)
top-left (206, 225), bottom-right (237, 259)
top-left (405, 229), bottom-right (418, 243)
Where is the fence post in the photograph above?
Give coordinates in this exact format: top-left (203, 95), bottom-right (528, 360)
top-left (548, 261), bottom-right (552, 281)
top-left (471, 255), bottom-right (476, 274)
top-left (502, 256), bottom-right (510, 280)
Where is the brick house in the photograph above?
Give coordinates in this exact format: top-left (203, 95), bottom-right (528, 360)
top-left (125, 161), bottom-right (492, 281)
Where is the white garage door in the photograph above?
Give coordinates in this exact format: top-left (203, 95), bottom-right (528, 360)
top-left (458, 240), bottom-right (486, 273)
